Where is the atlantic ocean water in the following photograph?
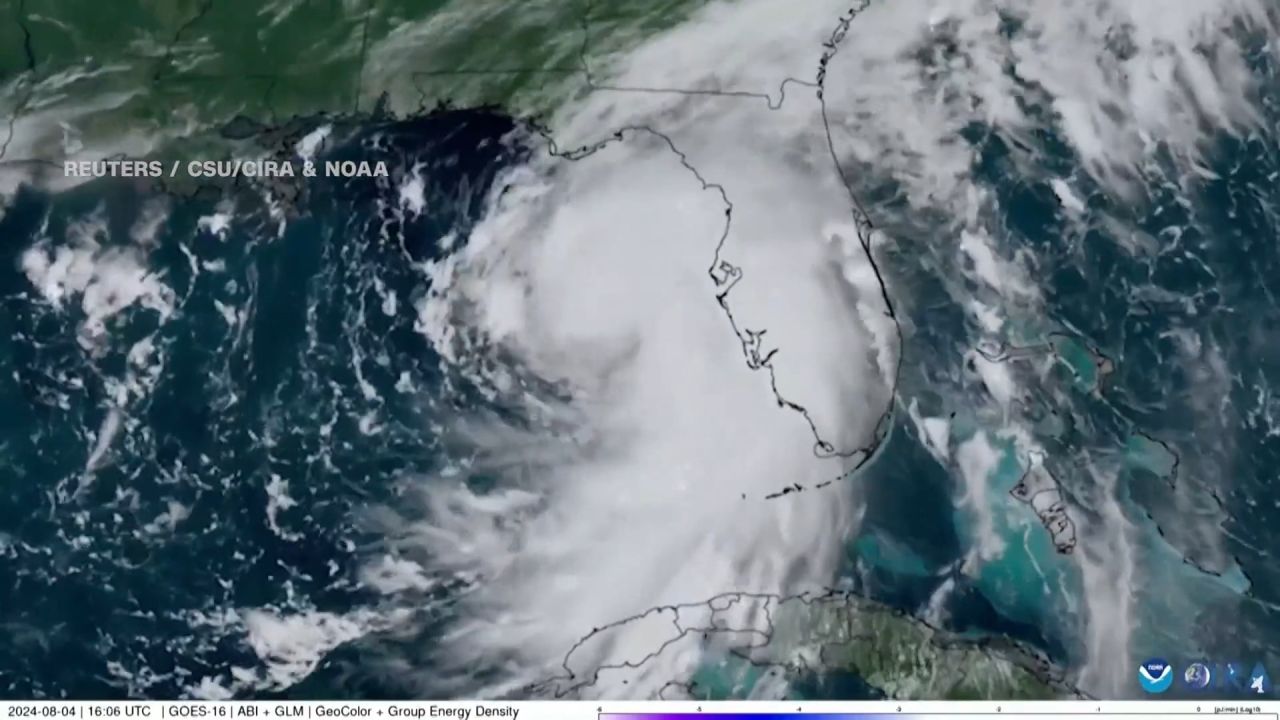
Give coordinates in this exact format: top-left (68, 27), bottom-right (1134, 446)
top-left (839, 27), bottom-right (1280, 695)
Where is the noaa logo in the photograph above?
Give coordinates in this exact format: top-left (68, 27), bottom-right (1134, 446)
top-left (1139, 658), bottom-right (1174, 693)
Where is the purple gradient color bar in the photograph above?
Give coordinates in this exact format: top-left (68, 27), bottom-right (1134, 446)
top-left (600, 715), bottom-right (905, 720)
top-left (598, 716), bottom-right (1209, 720)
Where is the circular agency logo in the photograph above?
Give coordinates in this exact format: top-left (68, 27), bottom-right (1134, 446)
top-left (1182, 661), bottom-right (1212, 691)
top-left (1139, 658), bottom-right (1175, 693)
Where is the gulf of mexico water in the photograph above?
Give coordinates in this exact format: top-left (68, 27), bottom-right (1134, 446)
top-left (0, 110), bottom-right (530, 698)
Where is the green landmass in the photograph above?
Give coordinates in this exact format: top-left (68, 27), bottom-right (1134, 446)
top-left (0, 0), bottom-right (711, 171)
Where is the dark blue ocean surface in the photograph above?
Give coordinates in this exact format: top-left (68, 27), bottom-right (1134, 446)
top-left (0, 110), bottom-right (528, 698)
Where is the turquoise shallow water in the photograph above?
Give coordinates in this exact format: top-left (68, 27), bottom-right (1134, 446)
top-left (844, 31), bottom-right (1280, 695)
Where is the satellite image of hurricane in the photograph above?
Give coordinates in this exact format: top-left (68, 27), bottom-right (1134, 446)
top-left (0, 0), bottom-right (1278, 703)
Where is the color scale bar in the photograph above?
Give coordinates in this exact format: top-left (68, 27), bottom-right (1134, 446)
top-left (602, 716), bottom-right (896, 720)
top-left (601, 715), bottom-right (1217, 720)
